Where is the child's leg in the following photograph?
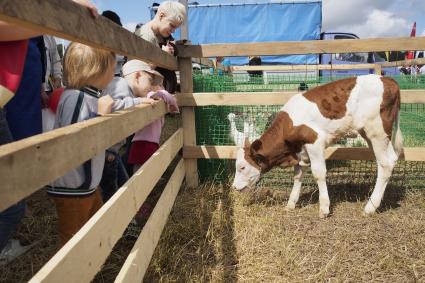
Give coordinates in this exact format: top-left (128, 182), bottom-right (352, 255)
top-left (116, 153), bottom-right (129, 187)
top-left (52, 189), bottom-right (103, 247)
top-left (127, 141), bottom-right (160, 224)
top-left (100, 150), bottom-right (118, 202)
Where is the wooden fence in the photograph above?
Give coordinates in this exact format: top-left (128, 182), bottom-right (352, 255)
top-left (1, 1), bottom-right (425, 282)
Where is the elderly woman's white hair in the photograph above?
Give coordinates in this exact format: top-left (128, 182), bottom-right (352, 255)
top-left (157, 1), bottom-right (186, 25)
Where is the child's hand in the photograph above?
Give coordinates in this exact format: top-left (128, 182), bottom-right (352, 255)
top-left (71, 0), bottom-right (99, 18)
top-left (149, 93), bottom-right (162, 101)
top-left (161, 44), bottom-right (174, 55)
top-left (168, 104), bottom-right (179, 113)
top-left (97, 95), bottom-right (114, 116)
top-left (140, 97), bottom-right (156, 105)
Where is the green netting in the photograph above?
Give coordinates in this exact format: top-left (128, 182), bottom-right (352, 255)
top-left (194, 73), bottom-right (425, 188)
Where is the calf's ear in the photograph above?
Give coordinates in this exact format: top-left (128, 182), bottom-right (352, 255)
top-left (244, 137), bottom-right (251, 149)
top-left (250, 139), bottom-right (262, 154)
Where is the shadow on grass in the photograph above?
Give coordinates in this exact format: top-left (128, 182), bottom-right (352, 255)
top-left (144, 182), bottom-right (238, 282)
top-left (243, 180), bottom-right (407, 216)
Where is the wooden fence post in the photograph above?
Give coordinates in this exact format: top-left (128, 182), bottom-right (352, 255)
top-left (179, 57), bottom-right (199, 188)
top-left (374, 64), bottom-right (382, 75)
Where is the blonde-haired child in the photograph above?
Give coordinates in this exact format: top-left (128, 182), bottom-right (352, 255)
top-left (135, 1), bottom-right (186, 48)
top-left (48, 42), bottom-right (115, 247)
top-left (135, 1), bottom-right (186, 93)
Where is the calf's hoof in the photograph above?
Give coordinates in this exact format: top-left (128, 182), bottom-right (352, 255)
top-left (284, 202), bottom-right (296, 211)
top-left (363, 202), bottom-right (377, 215)
top-left (319, 207), bottom-right (330, 219)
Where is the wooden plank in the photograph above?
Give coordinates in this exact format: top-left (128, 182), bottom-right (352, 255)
top-left (177, 36), bottom-right (425, 58)
top-left (176, 90), bottom-right (425, 107)
top-left (177, 92), bottom-right (296, 106)
top-left (115, 159), bottom-right (185, 283)
top-left (401, 90), bottom-right (425, 103)
top-left (0, 0), bottom-right (177, 70)
top-left (231, 58), bottom-right (425, 72)
top-left (231, 64), bottom-right (377, 72)
top-left (381, 58), bottom-right (425, 67)
top-left (29, 130), bottom-right (183, 283)
top-left (0, 102), bottom-right (168, 212)
top-left (179, 57), bottom-right (199, 188)
top-left (374, 64), bottom-right (382, 75)
top-left (184, 146), bottom-right (238, 159)
top-left (183, 146), bottom-right (425, 162)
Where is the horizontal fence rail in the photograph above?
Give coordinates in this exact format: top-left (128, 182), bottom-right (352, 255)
top-left (30, 129), bottom-right (184, 283)
top-left (0, 102), bottom-right (168, 212)
top-left (0, 0), bottom-right (177, 70)
top-left (115, 159), bottom-right (185, 283)
top-left (176, 90), bottom-right (425, 106)
top-left (231, 58), bottom-right (425, 72)
top-left (177, 36), bottom-right (425, 58)
top-left (183, 146), bottom-right (425, 162)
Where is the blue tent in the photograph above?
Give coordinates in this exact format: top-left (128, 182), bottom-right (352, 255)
top-left (165, 1), bottom-right (322, 65)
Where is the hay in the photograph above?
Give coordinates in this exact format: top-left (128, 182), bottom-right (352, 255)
top-left (145, 183), bottom-right (425, 282)
top-left (1, 181), bottom-right (424, 282)
top-left (0, 190), bottom-right (58, 283)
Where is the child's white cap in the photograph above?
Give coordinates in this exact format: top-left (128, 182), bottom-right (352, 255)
top-left (122, 60), bottom-right (164, 85)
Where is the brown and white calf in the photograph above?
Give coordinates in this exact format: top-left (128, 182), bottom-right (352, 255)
top-left (232, 74), bottom-right (403, 217)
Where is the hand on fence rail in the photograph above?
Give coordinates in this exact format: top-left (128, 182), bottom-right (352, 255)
top-left (97, 95), bottom-right (114, 116)
top-left (71, 0), bottom-right (99, 18)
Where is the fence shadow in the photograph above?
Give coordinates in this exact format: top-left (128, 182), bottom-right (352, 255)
top-left (143, 181), bottom-right (238, 282)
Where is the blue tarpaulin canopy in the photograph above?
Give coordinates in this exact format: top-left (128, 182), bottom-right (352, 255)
top-left (169, 1), bottom-right (322, 66)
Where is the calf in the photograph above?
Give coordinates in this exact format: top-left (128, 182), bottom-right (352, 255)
top-left (232, 74), bottom-right (403, 218)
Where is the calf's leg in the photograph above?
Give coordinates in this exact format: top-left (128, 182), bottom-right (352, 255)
top-left (364, 136), bottom-right (397, 214)
top-left (286, 165), bottom-right (307, 210)
top-left (306, 146), bottom-right (329, 218)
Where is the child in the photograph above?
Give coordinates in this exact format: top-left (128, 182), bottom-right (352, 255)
top-left (121, 59), bottom-right (179, 223)
top-left (122, 60), bottom-right (179, 171)
top-left (99, 68), bottom-right (157, 202)
top-left (135, 0), bottom-right (186, 93)
top-left (47, 42), bottom-right (116, 247)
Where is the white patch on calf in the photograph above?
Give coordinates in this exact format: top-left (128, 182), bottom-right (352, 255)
top-left (232, 147), bottom-right (261, 190)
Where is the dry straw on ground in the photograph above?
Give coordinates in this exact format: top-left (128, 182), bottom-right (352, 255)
top-left (144, 182), bottom-right (425, 282)
top-left (1, 179), bottom-right (424, 282)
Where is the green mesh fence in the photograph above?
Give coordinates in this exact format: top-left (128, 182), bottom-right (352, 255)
top-left (194, 73), bottom-right (425, 189)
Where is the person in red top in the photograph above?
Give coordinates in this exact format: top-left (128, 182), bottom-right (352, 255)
top-left (0, 0), bottom-right (99, 265)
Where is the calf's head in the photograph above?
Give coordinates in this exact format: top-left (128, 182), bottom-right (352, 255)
top-left (232, 112), bottom-right (318, 191)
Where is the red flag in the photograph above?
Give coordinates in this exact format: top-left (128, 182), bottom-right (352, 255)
top-left (410, 21), bottom-right (416, 37)
top-left (406, 22), bottom-right (416, 59)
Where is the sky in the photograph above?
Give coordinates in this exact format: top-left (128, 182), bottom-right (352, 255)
top-left (91, 0), bottom-right (425, 39)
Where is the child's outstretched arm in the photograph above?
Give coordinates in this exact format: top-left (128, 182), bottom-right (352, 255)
top-left (148, 90), bottom-right (179, 113)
